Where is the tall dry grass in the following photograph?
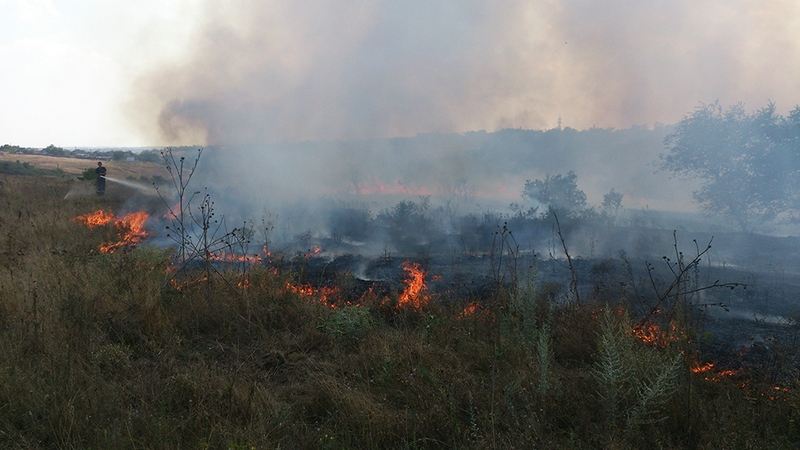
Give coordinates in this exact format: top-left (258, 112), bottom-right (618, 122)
top-left (1, 174), bottom-right (799, 449)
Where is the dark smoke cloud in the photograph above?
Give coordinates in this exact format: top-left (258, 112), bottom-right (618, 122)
top-left (128, 0), bottom-right (800, 145)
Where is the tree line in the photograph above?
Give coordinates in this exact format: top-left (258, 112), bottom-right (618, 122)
top-left (0, 144), bottom-right (163, 163)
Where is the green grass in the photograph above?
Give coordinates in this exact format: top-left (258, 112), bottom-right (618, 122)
top-left (1, 174), bottom-right (799, 449)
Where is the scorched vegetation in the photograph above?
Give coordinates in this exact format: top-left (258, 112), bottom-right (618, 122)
top-left (1, 171), bottom-right (799, 449)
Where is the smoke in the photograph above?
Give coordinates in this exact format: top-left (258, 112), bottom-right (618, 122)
top-left (128, 0), bottom-right (800, 145)
top-left (124, 0), bottom-right (800, 254)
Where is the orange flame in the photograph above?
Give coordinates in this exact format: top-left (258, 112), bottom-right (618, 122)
top-left (305, 246), bottom-right (323, 258)
top-left (75, 210), bottom-right (115, 228)
top-left (691, 362), bottom-right (715, 374)
top-left (632, 320), bottom-right (679, 348)
top-left (285, 282), bottom-right (342, 308)
top-left (397, 261), bottom-right (430, 311)
top-left (457, 302), bottom-right (481, 319)
top-left (691, 361), bottom-right (743, 382)
top-left (76, 209), bottom-right (151, 253)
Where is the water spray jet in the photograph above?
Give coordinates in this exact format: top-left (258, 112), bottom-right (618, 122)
top-left (103, 176), bottom-right (157, 195)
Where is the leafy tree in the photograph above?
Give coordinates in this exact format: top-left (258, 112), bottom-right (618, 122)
top-left (602, 189), bottom-right (623, 213)
top-left (111, 150), bottom-right (134, 161)
top-left (522, 171), bottom-right (587, 218)
top-left (137, 149), bottom-right (161, 163)
top-left (0, 144), bottom-right (27, 154)
top-left (42, 144), bottom-right (67, 156)
top-left (660, 101), bottom-right (800, 231)
top-left (377, 198), bottom-right (436, 254)
top-left (601, 188), bottom-right (624, 224)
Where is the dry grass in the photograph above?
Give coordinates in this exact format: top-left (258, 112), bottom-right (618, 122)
top-left (0, 153), bottom-right (165, 179)
top-left (1, 173), bottom-right (799, 449)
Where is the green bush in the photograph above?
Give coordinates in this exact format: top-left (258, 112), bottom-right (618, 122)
top-left (79, 166), bottom-right (97, 182)
top-left (317, 305), bottom-right (374, 342)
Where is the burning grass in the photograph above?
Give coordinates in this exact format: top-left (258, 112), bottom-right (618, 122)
top-left (1, 174), bottom-right (800, 449)
top-left (396, 260), bottom-right (431, 311)
top-left (75, 209), bottom-right (152, 252)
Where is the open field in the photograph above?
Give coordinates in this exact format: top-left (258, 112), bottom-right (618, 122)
top-left (1, 172), bottom-right (799, 449)
top-left (0, 153), bottom-right (166, 179)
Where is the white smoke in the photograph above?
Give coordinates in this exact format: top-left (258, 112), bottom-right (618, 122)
top-left (127, 0), bottom-right (800, 146)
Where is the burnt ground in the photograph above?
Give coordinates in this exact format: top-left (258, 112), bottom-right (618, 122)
top-left (269, 241), bottom-right (800, 380)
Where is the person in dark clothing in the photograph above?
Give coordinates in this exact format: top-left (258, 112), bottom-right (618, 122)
top-left (95, 162), bottom-right (107, 195)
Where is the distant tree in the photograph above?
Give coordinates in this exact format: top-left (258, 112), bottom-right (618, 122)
top-left (601, 188), bottom-right (624, 224)
top-left (111, 150), bottom-right (134, 161)
top-left (602, 189), bottom-right (623, 212)
top-left (377, 198), bottom-right (436, 254)
top-left (522, 171), bottom-right (587, 218)
top-left (137, 149), bottom-right (161, 163)
top-left (0, 144), bottom-right (25, 154)
top-left (41, 144), bottom-right (67, 157)
top-left (660, 101), bottom-right (800, 231)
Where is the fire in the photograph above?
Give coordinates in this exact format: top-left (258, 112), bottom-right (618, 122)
top-left (100, 211), bottom-right (150, 253)
top-left (283, 260), bottom-right (434, 311)
top-left (304, 246), bottom-right (323, 258)
top-left (691, 362), bottom-right (792, 401)
top-left (76, 209), bottom-right (151, 253)
top-left (75, 209), bottom-right (115, 228)
top-left (287, 282), bottom-right (315, 297)
top-left (285, 281), bottom-right (342, 308)
top-left (690, 361), bottom-right (743, 382)
top-left (396, 261), bottom-right (430, 311)
top-left (169, 276), bottom-right (211, 291)
top-left (691, 362), bottom-right (715, 374)
top-left (457, 302), bottom-right (481, 319)
top-left (632, 320), bottom-right (679, 348)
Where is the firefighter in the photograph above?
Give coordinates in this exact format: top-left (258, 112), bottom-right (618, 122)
top-left (95, 161), bottom-right (107, 195)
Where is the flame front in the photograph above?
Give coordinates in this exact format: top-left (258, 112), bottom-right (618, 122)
top-left (75, 210), bottom-right (115, 228)
top-left (397, 261), bottom-right (430, 311)
top-left (285, 282), bottom-right (341, 308)
top-left (76, 209), bottom-right (151, 253)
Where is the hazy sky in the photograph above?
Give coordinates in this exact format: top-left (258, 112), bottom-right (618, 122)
top-left (3, 0), bottom-right (800, 147)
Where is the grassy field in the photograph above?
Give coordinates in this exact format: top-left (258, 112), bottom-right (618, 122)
top-left (0, 153), bottom-right (165, 180)
top-left (0, 171), bottom-right (799, 449)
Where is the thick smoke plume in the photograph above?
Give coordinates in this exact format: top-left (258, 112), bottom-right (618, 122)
top-left (129, 0), bottom-right (800, 145)
top-left (127, 0), bottom-right (800, 262)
